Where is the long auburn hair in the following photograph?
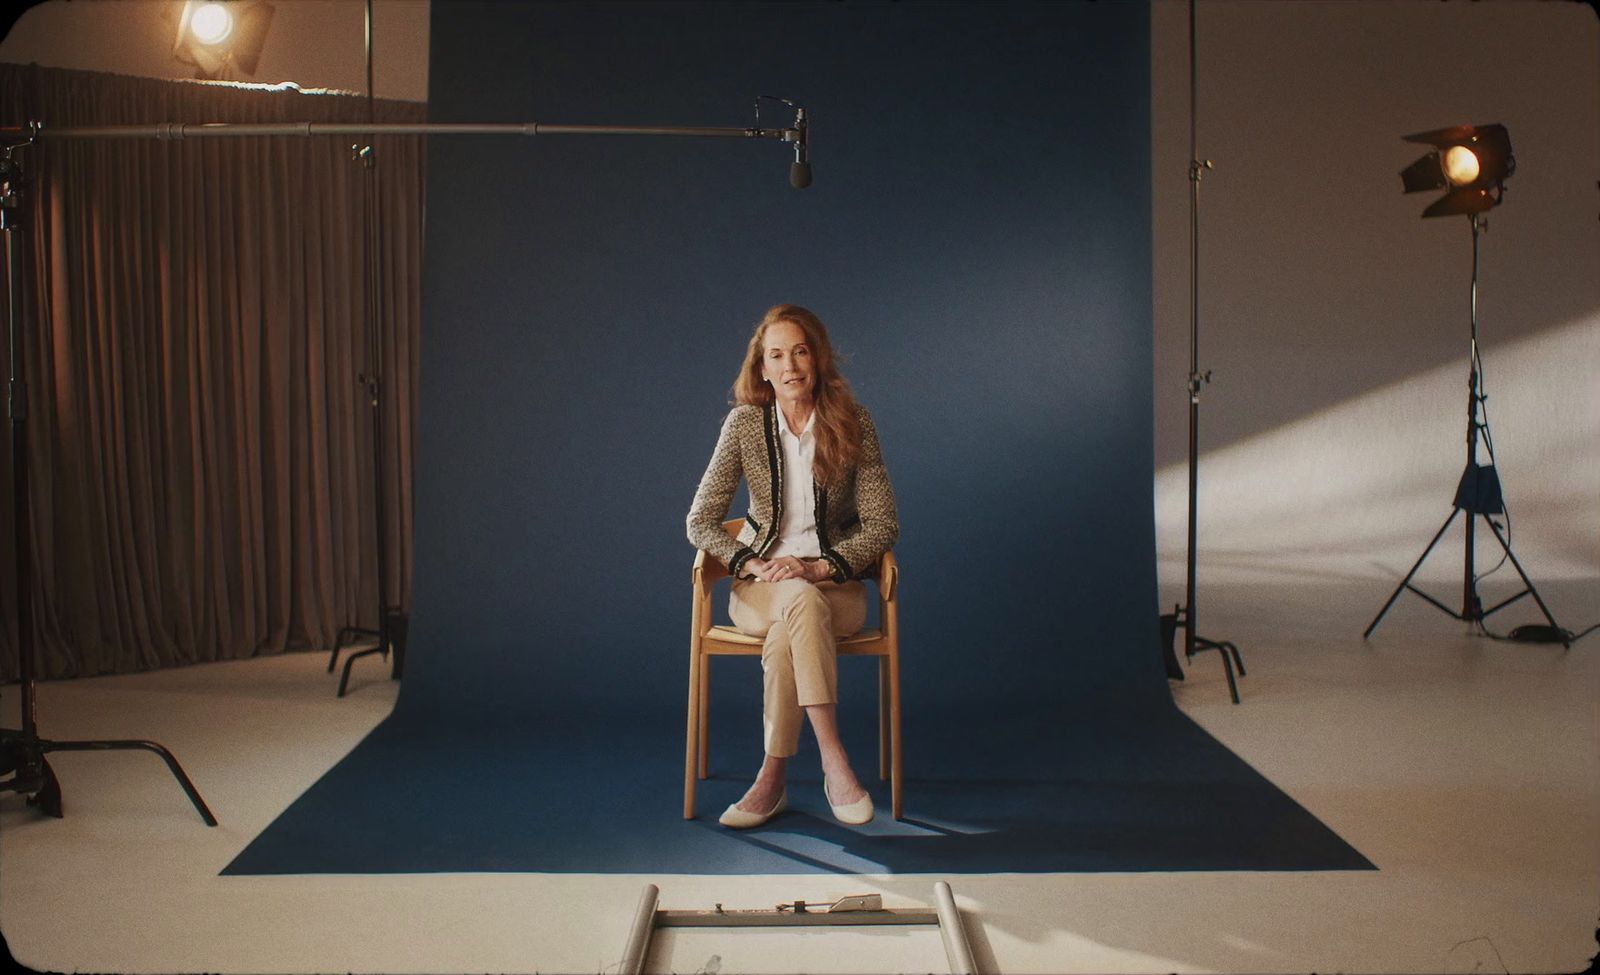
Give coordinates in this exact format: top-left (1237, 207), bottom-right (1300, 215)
top-left (732, 304), bottom-right (862, 486)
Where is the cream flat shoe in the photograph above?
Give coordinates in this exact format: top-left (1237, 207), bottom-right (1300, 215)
top-left (824, 775), bottom-right (874, 826)
top-left (718, 789), bottom-right (788, 829)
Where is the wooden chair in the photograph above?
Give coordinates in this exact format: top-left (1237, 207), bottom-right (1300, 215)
top-left (685, 520), bottom-right (902, 820)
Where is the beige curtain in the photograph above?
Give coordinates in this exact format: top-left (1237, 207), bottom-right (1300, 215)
top-left (0, 63), bottom-right (423, 680)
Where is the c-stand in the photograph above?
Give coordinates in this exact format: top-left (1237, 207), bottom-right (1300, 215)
top-left (0, 135), bottom-right (217, 826)
top-left (1171, 0), bottom-right (1246, 703)
top-left (326, 0), bottom-right (405, 697)
top-left (324, 138), bottom-right (404, 698)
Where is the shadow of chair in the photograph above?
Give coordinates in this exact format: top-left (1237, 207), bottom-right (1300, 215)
top-left (685, 520), bottom-right (902, 820)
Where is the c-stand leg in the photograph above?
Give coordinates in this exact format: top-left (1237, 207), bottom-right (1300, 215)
top-left (0, 138), bottom-right (216, 826)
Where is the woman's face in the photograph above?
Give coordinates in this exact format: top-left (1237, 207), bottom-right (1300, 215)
top-left (760, 319), bottom-right (815, 406)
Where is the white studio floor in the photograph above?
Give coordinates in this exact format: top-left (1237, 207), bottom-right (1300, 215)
top-left (2, 575), bottom-right (1596, 975)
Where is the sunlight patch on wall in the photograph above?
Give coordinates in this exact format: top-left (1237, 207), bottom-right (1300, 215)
top-left (1156, 316), bottom-right (1600, 584)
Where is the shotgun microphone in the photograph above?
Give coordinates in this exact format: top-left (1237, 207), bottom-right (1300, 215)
top-left (756, 96), bottom-right (811, 189)
top-left (789, 107), bottom-right (811, 189)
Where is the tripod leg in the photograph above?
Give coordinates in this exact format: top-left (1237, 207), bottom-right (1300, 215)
top-left (136, 741), bottom-right (218, 826)
top-left (1483, 518), bottom-right (1569, 648)
top-left (1366, 508), bottom-right (1459, 638)
top-left (43, 740), bottom-right (218, 825)
top-left (1223, 640), bottom-right (1245, 677)
top-left (328, 627), bottom-right (356, 673)
top-left (338, 644), bottom-right (386, 697)
top-left (1220, 643), bottom-right (1239, 704)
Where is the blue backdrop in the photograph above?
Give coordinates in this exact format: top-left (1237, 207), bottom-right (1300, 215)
top-left (225, 1), bottom-right (1372, 875)
top-left (402, 0), bottom-right (1164, 726)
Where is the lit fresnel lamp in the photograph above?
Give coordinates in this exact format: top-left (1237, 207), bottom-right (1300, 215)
top-left (1399, 123), bottom-right (1515, 218)
top-left (173, 0), bottom-right (276, 80)
top-left (1367, 119), bottom-right (1570, 645)
top-left (189, 3), bottom-right (235, 46)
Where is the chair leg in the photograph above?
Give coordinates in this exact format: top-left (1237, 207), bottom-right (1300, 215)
top-left (889, 649), bottom-right (903, 821)
top-left (684, 647), bottom-right (701, 820)
top-left (878, 657), bottom-right (890, 780)
top-left (697, 657), bottom-right (711, 779)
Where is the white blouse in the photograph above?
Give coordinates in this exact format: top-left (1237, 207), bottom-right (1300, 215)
top-left (764, 406), bottom-right (821, 560)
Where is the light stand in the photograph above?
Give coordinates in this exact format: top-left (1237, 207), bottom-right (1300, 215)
top-left (0, 136), bottom-right (217, 826)
top-left (325, 140), bottom-right (398, 696)
top-left (1172, 0), bottom-right (1246, 703)
top-left (1363, 212), bottom-right (1567, 645)
top-left (328, 0), bottom-right (402, 696)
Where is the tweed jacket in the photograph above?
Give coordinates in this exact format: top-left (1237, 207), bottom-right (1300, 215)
top-left (687, 402), bottom-right (899, 583)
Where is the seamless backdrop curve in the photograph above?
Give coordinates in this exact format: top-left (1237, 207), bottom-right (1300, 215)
top-left (225, 1), bottom-right (1374, 876)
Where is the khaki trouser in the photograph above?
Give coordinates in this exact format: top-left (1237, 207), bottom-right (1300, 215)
top-left (729, 578), bottom-right (868, 757)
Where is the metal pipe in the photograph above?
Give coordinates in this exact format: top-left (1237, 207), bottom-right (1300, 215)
top-left (1183, 0), bottom-right (1202, 661)
top-left (934, 882), bottom-right (976, 975)
top-left (620, 883), bottom-right (659, 975)
top-left (1462, 214), bottom-right (1482, 616)
top-left (358, 140), bottom-right (390, 675)
top-left (0, 122), bottom-right (794, 141)
top-left (657, 909), bottom-right (939, 927)
top-left (2, 155), bottom-right (35, 737)
top-left (364, 0), bottom-right (374, 125)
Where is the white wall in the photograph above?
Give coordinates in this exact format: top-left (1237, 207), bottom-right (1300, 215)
top-left (1151, 1), bottom-right (1600, 600)
top-left (0, 0), bottom-right (429, 101)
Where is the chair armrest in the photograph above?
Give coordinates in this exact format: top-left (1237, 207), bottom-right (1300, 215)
top-left (692, 518), bottom-right (743, 588)
top-left (694, 549), bottom-right (730, 588)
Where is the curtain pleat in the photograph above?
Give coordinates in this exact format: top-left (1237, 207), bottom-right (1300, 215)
top-left (0, 63), bottom-right (424, 680)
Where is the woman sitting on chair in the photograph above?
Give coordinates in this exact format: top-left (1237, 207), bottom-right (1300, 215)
top-left (686, 304), bottom-right (899, 829)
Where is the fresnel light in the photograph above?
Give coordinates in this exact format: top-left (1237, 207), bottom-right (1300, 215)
top-left (1399, 123), bottom-right (1515, 218)
top-left (173, 1), bottom-right (275, 80)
